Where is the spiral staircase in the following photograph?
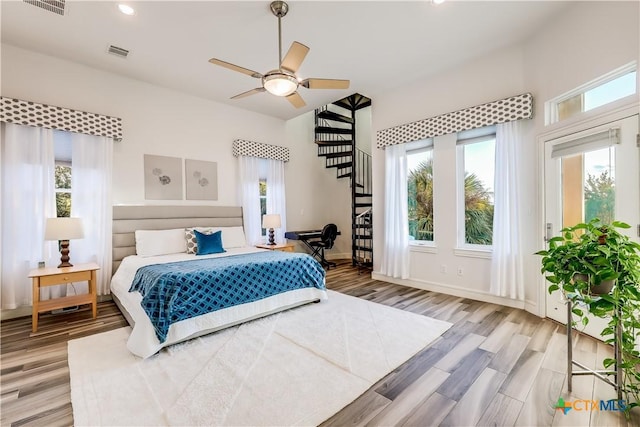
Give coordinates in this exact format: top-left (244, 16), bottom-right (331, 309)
top-left (314, 93), bottom-right (372, 268)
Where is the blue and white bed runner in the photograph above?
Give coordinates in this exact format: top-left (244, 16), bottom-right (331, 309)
top-left (129, 251), bottom-right (326, 342)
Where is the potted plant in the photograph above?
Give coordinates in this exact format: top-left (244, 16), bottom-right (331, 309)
top-left (536, 218), bottom-right (640, 417)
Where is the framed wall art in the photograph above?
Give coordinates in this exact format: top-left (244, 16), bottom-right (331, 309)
top-left (143, 154), bottom-right (183, 200)
top-left (185, 159), bottom-right (218, 201)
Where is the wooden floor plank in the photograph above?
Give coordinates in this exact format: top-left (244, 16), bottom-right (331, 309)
top-left (1, 260), bottom-right (636, 426)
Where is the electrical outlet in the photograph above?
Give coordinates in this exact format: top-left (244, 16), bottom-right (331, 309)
top-left (440, 264), bottom-right (447, 274)
top-left (457, 266), bottom-right (464, 276)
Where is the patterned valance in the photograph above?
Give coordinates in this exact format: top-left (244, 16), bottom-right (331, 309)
top-left (232, 139), bottom-right (290, 162)
top-left (0, 96), bottom-right (123, 141)
top-left (376, 93), bottom-right (533, 148)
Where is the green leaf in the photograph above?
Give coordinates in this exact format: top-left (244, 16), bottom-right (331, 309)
top-left (548, 284), bottom-right (559, 294)
top-left (602, 358), bottom-right (616, 368)
top-left (572, 308), bottom-right (583, 317)
top-left (611, 221), bottom-right (630, 229)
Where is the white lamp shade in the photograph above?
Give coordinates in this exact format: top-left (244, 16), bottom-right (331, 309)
top-left (262, 214), bottom-right (281, 229)
top-left (263, 74), bottom-right (298, 97)
top-left (44, 217), bottom-right (84, 240)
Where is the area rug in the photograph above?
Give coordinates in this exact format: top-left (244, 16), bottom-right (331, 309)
top-left (68, 290), bottom-right (451, 426)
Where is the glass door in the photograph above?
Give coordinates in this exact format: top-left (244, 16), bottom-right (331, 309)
top-left (543, 115), bottom-right (639, 339)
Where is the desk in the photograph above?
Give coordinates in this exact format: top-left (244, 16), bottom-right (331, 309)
top-left (566, 297), bottom-right (622, 400)
top-left (28, 262), bottom-right (99, 332)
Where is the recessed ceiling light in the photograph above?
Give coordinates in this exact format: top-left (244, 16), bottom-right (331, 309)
top-left (118, 4), bottom-right (135, 16)
top-left (432, 0), bottom-right (446, 4)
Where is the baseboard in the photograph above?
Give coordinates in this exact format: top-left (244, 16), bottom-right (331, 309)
top-left (371, 272), bottom-right (528, 311)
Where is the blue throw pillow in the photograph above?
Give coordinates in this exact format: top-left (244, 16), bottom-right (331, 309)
top-left (194, 229), bottom-right (226, 255)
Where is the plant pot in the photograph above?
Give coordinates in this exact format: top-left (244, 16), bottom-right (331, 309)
top-left (573, 273), bottom-right (615, 295)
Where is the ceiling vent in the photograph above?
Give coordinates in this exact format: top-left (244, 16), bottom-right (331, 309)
top-left (23, 0), bottom-right (65, 16)
top-left (107, 45), bottom-right (130, 59)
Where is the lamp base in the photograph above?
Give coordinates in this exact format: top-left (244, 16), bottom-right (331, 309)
top-left (58, 240), bottom-right (73, 268)
top-left (268, 228), bottom-right (276, 245)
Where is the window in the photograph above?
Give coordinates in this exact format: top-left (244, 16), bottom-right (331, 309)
top-left (457, 128), bottom-right (496, 246)
top-left (259, 178), bottom-right (267, 236)
top-left (548, 63), bottom-right (637, 124)
top-left (54, 131), bottom-right (72, 218)
top-left (55, 163), bottom-right (71, 217)
top-left (407, 139), bottom-right (434, 243)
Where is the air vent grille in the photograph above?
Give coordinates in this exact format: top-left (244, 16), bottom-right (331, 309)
top-left (108, 45), bottom-right (130, 58)
top-left (23, 0), bottom-right (65, 16)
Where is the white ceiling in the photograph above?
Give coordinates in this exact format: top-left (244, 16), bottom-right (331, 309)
top-left (1, 0), bottom-right (571, 120)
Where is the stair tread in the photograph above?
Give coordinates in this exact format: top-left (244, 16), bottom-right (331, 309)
top-left (320, 152), bottom-right (352, 159)
top-left (315, 140), bottom-right (353, 146)
top-left (317, 110), bottom-right (354, 124)
top-left (337, 172), bottom-right (351, 179)
top-left (355, 202), bottom-right (372, 207)
top-left (355, 193), bottom-right (372, 197)
top-left (329, 162), bottom-right (353, 169)
top-left (316, 126), bottom-right (352, 134)
top-left (353, 246), bottom-right (373, 252)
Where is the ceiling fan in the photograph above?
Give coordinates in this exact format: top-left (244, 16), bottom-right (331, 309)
top-left (208, 1), bottom-right (350, 108)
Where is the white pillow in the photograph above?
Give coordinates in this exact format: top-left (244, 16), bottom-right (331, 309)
top-left (217, 226), bottom-right (247, 248)
top-left (135, 229), bottom-right (187, 257)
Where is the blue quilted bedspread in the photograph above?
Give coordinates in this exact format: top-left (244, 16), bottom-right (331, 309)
top-left (129, 251), bottom-right (326, 343)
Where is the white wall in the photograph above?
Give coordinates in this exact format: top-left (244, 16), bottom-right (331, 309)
top-left (371, 1), bottom-right (639, 314)
top-left (1, 44), bottom-right (286, 206)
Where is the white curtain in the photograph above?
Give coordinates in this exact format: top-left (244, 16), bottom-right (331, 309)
top-left (266, 158), bottom-right (287, 244)
top-left (1, 123), bottom-right (57, 309)
top-left (70, 132), bottom-right (113, 295)
top-left (490, 121), bottom-right (525, 300)
top-left (380, 143), bottom-right (410, 279)
top-left (239, 156), bottom-right (262, 245)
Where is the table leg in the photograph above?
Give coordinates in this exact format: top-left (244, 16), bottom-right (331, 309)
top-left (90, 269), bottom-right (97, 319)
top-left (32, 277), bottom-right (39, 332)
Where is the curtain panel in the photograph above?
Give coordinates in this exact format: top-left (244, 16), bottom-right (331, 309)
top-left (265, 158), bottom-right (287, 244)
top-left (0, 96), bottom-right (123, 141)
top-left (490, 121), bottom-right (525, 300)
top-left (380, 143), bottom-right (410, 279)
top-left (238, 156), bottom-right (262, 246)
top-left (70, 132), bottom-right (113, 295)
top-left (1, 123), bottom-right (57, 309)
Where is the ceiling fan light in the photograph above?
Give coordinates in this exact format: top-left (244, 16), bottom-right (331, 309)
top-left (263, 73), bottom-right (298, 96)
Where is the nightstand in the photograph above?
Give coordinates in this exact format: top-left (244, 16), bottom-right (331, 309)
top-left (255, 243), bottom-right (295, 252)
top-left (28, 262), bottom-right (100, 332)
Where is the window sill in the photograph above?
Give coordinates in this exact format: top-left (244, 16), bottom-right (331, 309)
top-left (409, 243), bottom-right (438, 254)
top-left (454, 247), bottom-right (492, 259)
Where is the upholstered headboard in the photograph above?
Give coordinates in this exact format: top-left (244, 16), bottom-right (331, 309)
top-left (112, 205), bottom-right (243, 273)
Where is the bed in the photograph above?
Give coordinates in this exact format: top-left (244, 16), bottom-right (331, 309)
top-left (111, 205), bottom-right (328, 359)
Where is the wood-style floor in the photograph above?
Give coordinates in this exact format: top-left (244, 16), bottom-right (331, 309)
top-left (1, 261), bottom-right (638, 427)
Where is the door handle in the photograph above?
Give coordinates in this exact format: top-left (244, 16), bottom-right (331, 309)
top-left (545, 223), bottom-right (553, 242)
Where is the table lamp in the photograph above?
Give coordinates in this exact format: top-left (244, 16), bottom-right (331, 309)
top-left (45, 217), bottom-right (84, 267)
top-left (262, 214), bottom-right (281, 245)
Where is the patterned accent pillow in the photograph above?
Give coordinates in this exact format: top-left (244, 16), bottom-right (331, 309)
top-left (185, 227), bottom-right (215, 254)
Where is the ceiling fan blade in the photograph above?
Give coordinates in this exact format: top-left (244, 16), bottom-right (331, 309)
top-left (209, 58), bottom-right (263, 79)
top-left (280, 41), bottom-right (310, 73)
top-left (231, 87), bottom-right (266, 99)
top-left (301, 78), bottom-right (350, 90)
top-left (286, 92), bottom-right (306, 108)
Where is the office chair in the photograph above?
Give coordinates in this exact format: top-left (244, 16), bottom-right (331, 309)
top-left (309, 223), bottom-right (338, 269)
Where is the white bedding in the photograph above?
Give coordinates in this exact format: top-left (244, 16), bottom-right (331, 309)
top-left (110, 247), bottom-right (328, 358)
